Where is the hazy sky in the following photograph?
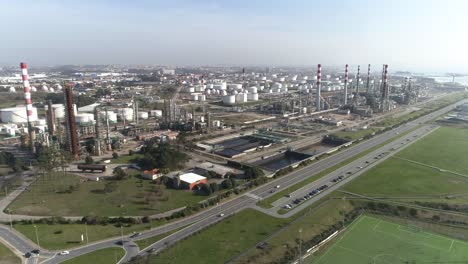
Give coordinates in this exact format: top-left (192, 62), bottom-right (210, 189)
top-left (1, 0), bottom-right (468, 72)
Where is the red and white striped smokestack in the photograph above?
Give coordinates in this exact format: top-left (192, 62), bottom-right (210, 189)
top-left (20, 63), bottom-right (33, 117)
top-left (316, 64), bottom-right (322, 111)
top-left (344, 64), bottom-right (349, 105)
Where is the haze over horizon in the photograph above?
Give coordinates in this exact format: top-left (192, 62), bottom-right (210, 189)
top-left (2, 0), bottom-right (468, 73)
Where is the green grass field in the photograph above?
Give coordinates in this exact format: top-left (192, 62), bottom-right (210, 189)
top-left (343, 127), bottom-right (468, 198)
top-left (311, 215), bottom-right (468, 264)
top-left (62, 247), bottom-right (125, 264)
top-left (143, 209), bottom-right (288, 264)
top-left (0, 241), bottom-right (20, 264)
top-left (331, 127), bottom-right (381, 141)
top-left (134, 227), bottom-right (183, 250)
top-left (14, 222), bottom-right (157, 250)
top-left (8, 173), bottom-right (208, 216)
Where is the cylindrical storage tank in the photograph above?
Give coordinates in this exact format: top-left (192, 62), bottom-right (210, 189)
top-left (149, 109), bottom-right (163, 117)
top-left (220, 90), bottom-right (227, 96)
top-left (191, 94), bottom-right (199, 101)
top-left (37, 119), bottom-right (47, 125)
top-left (0, 106), bottom-right (38, 123)
top-left (118, 108), bottom-right (134, 121)
top-left (302, 107), bottom-right (307, 114)
top-left (200, 116), bottom-right (205, 122)
top-left (75, 113), bottom-right (90, 124)
top-left (248, 86), bottom-right (258, 94)
top-left (236, 93), bottom-right (247, 103)
top-left (199, 95), bottom-right (206, 101)
top-left (31, 86), bottom-right (37, 92)
top-left (41, 85), bottom-right (49, 92)
top-left (187, 87), bottom-right (195, 93)
top-left (261, 76), bottom-right (267, 81)
top-left (212, 120), bottom-right (221, 127)
top-left (195, 86), bottom-right (204, 92)
top-left (8, 87), bottom-right (15, 93)
top-left (247, 93), bottom-right (259, 101)
top-left (138, 111), bottom-right (149, 120)
top-left (55, 84), bottom-right (63, 90)
top-left (222, 95), bottom-right (236, 105)
top-left (221, 82), bottom-right (227, 90)
top-left (49, 88), bottom-right (55, 93)
top-left (206, 89), bottom-right (211, 95)
top-left (206, 84), bottom-right (214, 89)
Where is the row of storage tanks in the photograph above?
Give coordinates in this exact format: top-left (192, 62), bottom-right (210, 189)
top-left (6, 84), bottom-right (63, 93)
top-left (0, 103), bottom-right (165, 126)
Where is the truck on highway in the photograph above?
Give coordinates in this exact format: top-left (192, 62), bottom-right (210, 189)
top-left (77, 164), bottom-right (107, 172)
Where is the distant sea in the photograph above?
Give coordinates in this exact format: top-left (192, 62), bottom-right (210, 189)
top-left (429, 76), bottom-right (468, 86)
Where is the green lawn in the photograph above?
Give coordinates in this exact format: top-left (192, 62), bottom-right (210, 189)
top-left (311, 215), bottom-right (468, 264)
top-left (0, 241), bottom-right (20, 264)
top-left (62, 247), bottom-right (125, 264)
top-left (142, 209), bottom-right (288, 264)
top-left (134, 227), bottom-right (183, 250)
top-left (14, 222), bottom-right (156, 250)
top-left (343, 127), bottom-right (468, 197)
top-left (8, 173), bottom-right (208, 216)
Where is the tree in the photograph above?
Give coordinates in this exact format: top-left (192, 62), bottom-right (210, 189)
top-left (173, 176), bottom-right (180, 189)
top-left (245, 167), bottom-right (264, 179)
top-left (200, 184), bottom-right (212, 196)
top-left (230, 177), bottom-right (237, 187)
top-left (137, 141), bottom-right (188, 171)
top-left (112, 152), bottom-right (119, 159)
top-left (113, 167), bottom-right (127, 180)
top-left (76, 94), bottom-right (97, 108)
top-left (209, 183), bottom-right (219, 193)
top-left (85, 156), bottom-right (94, 164)
top-left (221, 179), bottom-right (232, 189)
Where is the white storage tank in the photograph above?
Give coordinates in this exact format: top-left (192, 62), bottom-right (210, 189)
top-left (199, 95), bottom-right (206, 101)
top-left (248, 86), bottom-right (258, 94)
top-left (206, 89), bottom-right (211, 95)
top-left (31, 86), bottom-right (37, 92)
top-left (302, 107), bottom-right (307, 114)
top-left (41, 85), bottom-right (49, 92)
top-left (36, 119), bottom-right (47, 126)
top-left (236, 93), bottom-right (247, 103)
top-left (247, 93), bottom-right (259, 101)
top-left (8, 86), bottom-right (15, 93)
top-left (149, 110), bottom-right (163, 117)
top-left (191, 94), bottom-right (199, 101)
top-left (220, 90), bottom-right (227, 96)
top-left (75, 113), bottom-right (90, 124)
top-left (118, 108), bottom-right (134, 121)
top-left (260, 76), bottom-right (267, 81)
top-left (222, 95), bottom-right (236, 105)
top-left (186, 87), bottom-right (195, 93)
top-left (212, 120), bottom-right (221, 127)
top-left (0, 106), bottom-right (38, 123)
top-left (195, 86), bottom-right (204, 92)
top-left (137, 111), bottom-right (149, 120)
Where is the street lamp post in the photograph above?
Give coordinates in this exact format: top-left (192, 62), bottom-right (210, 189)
top-left (120, 225), bottom-right (124, 249)
top-left (33, 225), bottom-right (40, 248)
top-left (298, 228), bottom-right (303, 264)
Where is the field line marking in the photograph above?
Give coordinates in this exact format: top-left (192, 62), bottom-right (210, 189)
top-left (373, 220), bottom-right (382, 231)
top-left (336, 245), bottom-right (373, 260)
top-left (449, 240), bottom-right (454, 251)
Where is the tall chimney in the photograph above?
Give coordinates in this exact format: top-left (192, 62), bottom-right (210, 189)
top-left (344, 64), bottom-right (348, 105)
top-left (316, 64), bottom-right (322, 111)
top-left (64, 85), bottom-right (79, 159)
top-left (20, 62), bottom-right (35, 153)
top-left (366, 64), bottom-right (371, 93)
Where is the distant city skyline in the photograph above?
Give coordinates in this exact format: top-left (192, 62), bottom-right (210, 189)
top-left (2, 0), bottom-right (468, 73)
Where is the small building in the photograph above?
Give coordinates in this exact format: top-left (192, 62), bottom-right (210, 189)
top-left (195, 162), bottom-right (238, 178)
top-left (179, 173), bottom-right (207, 190)
top-left (142, 169), bottom-right (161, 180)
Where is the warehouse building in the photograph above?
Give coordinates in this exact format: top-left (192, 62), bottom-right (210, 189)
top-left (178, 173), bottom-right (207, 190)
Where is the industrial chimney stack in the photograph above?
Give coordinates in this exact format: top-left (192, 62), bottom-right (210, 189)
top-left (344, 64), bottom-right (349, 105)
top-left (316, 64), bottom-right (322, 112)
top-left (20, 63), bottom-right (35, 153)
top-left (64, 85), bottom-right (79, 160)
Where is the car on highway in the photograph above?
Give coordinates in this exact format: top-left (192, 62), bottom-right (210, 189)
top-left (116, 241), bottom-right (124, 245)
top-left (59, 251), bottom-right (70, 255)
top-left (285, 194), bottom-right (292, 198)
top-left (218, 213), bottom-right (225, 217)
top-left (24, 252), bottom-right (31, 258)
top-left (283, 204), bottom-right (291, 209)
top-left (31, 249), bottom-right (40, 256)
top-left (147, 248), bottom-right (157, 253)
top-left (275, 185), bottom-right (281, 188)
top-left (130, 232), bottom-right (141, 238)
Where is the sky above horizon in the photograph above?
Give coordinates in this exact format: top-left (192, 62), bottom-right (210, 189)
top-left (1, 0), bottom-right (468, 73)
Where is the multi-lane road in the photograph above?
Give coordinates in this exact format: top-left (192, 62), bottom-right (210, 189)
top-left (0, 98), bottom-right (465, 263)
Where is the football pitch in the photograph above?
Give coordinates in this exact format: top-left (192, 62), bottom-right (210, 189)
top-left (311, 215), bottom-right (468, 264)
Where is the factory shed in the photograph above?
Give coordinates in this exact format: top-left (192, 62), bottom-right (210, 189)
top-left (195, 162), bottom-right (236, 178)
top-left (179, 173), bottom-right (207, 190)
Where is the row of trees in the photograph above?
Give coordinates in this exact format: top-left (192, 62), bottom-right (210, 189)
top-left (137, 140), bottom-right (188, 171)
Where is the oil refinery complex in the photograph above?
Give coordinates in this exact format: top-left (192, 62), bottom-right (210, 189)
top-left (0, 63), bottom-right (463, 169)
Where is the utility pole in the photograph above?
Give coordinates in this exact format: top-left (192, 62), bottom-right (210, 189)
top-left (298, 228), bottom-right (303, 264)
top-left (85, 222), bottom-right (89, 244)
top-left (120, 225), bottom-right (124, 249)
top-left (34, 225), bottom-right (40, 247)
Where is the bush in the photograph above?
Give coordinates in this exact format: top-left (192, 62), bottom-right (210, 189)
top-left (112, 152), bottom-right (119, 159)
top-left (85, 156), bottom-right (94, 164)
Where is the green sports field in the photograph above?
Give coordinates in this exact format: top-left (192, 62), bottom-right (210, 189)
top-left (312, 215), bottom-right (468, 264)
